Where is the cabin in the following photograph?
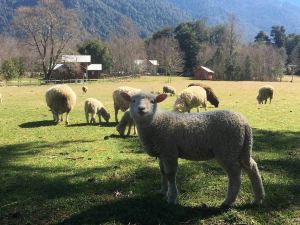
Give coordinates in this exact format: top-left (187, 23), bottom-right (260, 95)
top-left (193, 66), bottom-right (214, 80)
top-left (87, 64), bottom-right (102, 79)
top-left (51, 63), bottom-right (82, 80)
top-left (134, 59), bottom-right (159, 75)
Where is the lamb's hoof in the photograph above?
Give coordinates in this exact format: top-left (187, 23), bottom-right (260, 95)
top-left (167, 197), bottom-right (177, 205)
top-left (220, 202), bottom-right (232, 209)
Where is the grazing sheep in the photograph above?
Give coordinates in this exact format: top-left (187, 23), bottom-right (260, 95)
top-left (45, 84), bottom-right (77, 125)
top-left (0, 93), bottom-right (2, 103)
top-left (116, 110), bottom-right (136, 137)
top-left (173, 86), bottom-right (207, 112)
top-left (163, 85), bottom-right (176, 96)
top-left (84, 98), bottom-right (110, 125)
top-left (82, 86), bottom-right (88, 94)
top-left (257, 85), bottom-right (274, 104)
top-left (113, 86), bottom-right (140, 123)
top-left (121, 91), bottom-right (265, 206)
top-left (188, 83), bottom-right (219, 107)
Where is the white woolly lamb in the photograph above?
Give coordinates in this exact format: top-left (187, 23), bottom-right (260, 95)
top-left (84, 98), bottom-right (110, 125)
top-left (257, 85), bottom-right (274, 104)
top-left (113, 86), bottom-right (140, 122)
top-left (173, 86), bottom-right (207, 112)
top-left (116, 110), bottom-right (136, 137)
top-left (121, 91), bottom-right (265, 207)
top-left (163, 85), bottom-right (176, 96)
top-left (45, 84), bottom-right (77, 125)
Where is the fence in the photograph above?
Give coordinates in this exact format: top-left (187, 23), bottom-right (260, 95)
top-left (2, 75), bottom-right (140, 87)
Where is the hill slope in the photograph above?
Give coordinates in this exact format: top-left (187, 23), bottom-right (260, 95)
top-left (1, 0), bottom-right (300, 40)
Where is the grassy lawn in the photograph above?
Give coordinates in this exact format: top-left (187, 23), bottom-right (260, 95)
top-left (0, 76), bottom-right (299, 225)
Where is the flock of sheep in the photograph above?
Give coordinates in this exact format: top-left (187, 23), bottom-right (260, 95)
top-left (42, 82), bottom-right (275, 207)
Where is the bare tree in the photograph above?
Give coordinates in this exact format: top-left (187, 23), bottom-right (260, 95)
top-left (147, 37), bottom-right (184, 74)
top-left (107, 17), bottom-right (146, 75)
top-left (13, 0), bottom-right (80, 80)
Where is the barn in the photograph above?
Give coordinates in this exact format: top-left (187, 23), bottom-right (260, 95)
top-left (193, 66), bottom-right (214, 80)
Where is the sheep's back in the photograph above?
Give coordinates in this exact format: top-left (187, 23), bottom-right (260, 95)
top-left (113, 86), bottom-right (140, 111)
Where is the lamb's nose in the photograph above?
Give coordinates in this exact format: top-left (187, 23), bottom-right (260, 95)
top-left (138, 106), bottom-right (145, 111)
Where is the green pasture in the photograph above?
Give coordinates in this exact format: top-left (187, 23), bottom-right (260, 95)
top-left (0, 76), bottom-right (299, 225)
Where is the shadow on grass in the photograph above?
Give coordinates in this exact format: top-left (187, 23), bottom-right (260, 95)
top-left (253, 128), bottom-right (300, 152)
top-left (19, 120), bottom-right (56, 128)
top-left (0, 129), bottom-right (300, 224)
top-left (67, 121), bottom-right (118, 128)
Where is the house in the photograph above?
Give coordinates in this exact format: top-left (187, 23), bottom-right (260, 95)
top-left (51, 63), bottom-right (82, 80)
top-left (134, 59), bottom-right (159, 75)
top-left (87, 64), bottom-right (102, 79)
top-left (193, 66), bottom-right (214, 80)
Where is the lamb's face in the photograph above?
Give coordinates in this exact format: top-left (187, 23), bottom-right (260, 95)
top-left (121, 92), bottom-right (167, 124)
top-left (130, 94), bottom-right (157, 123)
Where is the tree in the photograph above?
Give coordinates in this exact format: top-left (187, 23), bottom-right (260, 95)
top-left (174, 23), bottom-right (200, 74)
top-left (147, 37), bottom-right (184, 75)
top-left (254, 31), bottom-right (270, 44)
top-left (243, 55), bottom-right (252, 80)
top-left (1, 57), bottom-right (26, 80)
top-left (13, 0), bottom-right (80, 80)
top-left (107, 17), bottom-right (146, 74)
top-left (270, 26), bottom-right (286, 48)
top-left (78, 38), bottom-right (112, 73)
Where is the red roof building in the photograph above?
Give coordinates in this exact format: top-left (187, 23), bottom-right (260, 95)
top-left (193, 66), bottom-right (214, 80)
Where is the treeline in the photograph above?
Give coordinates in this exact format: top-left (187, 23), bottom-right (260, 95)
top-left (0, 0), bottom-right (299, 81)
top-left (149, 19), bottom-right (300, 80)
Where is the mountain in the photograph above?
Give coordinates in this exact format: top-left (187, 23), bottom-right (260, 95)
top-left (167, 0), bottom-right (300, 40)
top-left (0, 0), bottom-right (191, 38)
top-left (1, 0), bottom-right (300, 41)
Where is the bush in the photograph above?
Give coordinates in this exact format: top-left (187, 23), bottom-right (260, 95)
top-left (1, 57), bottom-right (26, 80)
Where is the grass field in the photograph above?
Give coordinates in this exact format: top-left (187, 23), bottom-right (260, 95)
top-left (0, 76), bottom-right (299, 225)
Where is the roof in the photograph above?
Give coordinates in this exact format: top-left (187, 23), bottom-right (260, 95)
top-left (149, 60), bottom-right (159, 66)
top-left (87, 64), bottom-right (102, 71)
top-left (53, 64), bottom-right (63, 70)
top-left (62, 55), bottom-right (91, 63)
top-left (134, 59), bottom-right (159, 66)
top-left (200, 66), bottom-right (214, 73)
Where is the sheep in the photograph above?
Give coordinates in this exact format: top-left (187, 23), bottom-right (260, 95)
top-left (121, 91), bottom-right (265, 207)
top-left (113, 86), bottom-right (140, 123)
top-left (173, 86), bottom-right (207, 112)
top-left (84, 98), bottom-right (110, 125)
top-left (163, 85), bottom-right (176, 96)
top-left (116, 110), bottom-right (136, 137)
top-left (82, 86), bottom-right (88, 94)
top-left (45, 84), bottom-right (77, 125)
top-left (188, 83), bottom-right (219, 107)
top-left (257, 85), bottom-right (274, 104)
top-left (0, 93), bottom-right (2, 103)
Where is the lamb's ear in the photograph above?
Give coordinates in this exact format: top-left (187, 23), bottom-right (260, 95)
top-left (120, 92), bottom-right (131, 101)
top-left (156, 93), bottom-right (168, 103)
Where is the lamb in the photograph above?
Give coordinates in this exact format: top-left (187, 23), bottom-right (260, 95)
top-left (116, 110), bottom-right (136, 137)
top-left (121, 91), bottom-right (265, 207)
top-left (82, 86), bottom-right (88, 94)
top-left (188, 83), bottom-right (219, 107)
top-left (45, 84), bottom-right (77, 125)
top-left (84, 98), bottom-right (110, 125)
top-left (257, 85), bottom-right (274, 104)
top-left (173, 86), bottom-right (207, 112)
top-left (163, 85), bottom-right (176, 96)
top-left (113, 86), bottom-right (140, 123)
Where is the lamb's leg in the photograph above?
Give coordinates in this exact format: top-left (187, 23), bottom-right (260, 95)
top-left (126, 121), bottom-right (132, 136)
top-left (91, 113), bottom-right (96, 124)
top-left (85, 112), bottom-right (89, 124)
top-left (60, 114), bottom-right (64, 122)
top-left (160, 157), bottom-right (178, 204)
top-left (219, 161), bottom-right (242, 207)
top-left (241, 157), bottom-right (265, 205)
top-left (133, 123), bottom-right (136, 135)
top-left (65, 113), bottom-right (69, 125)
top-left (98, 114), bottom-right (102, 126)
top-left (159, 158), bottom-right (168, 197)
top-left (114, 106), bottom-right (119, 123)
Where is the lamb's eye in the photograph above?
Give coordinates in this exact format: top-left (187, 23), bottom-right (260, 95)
top-left (150, 100), bottom-right (155, 104)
